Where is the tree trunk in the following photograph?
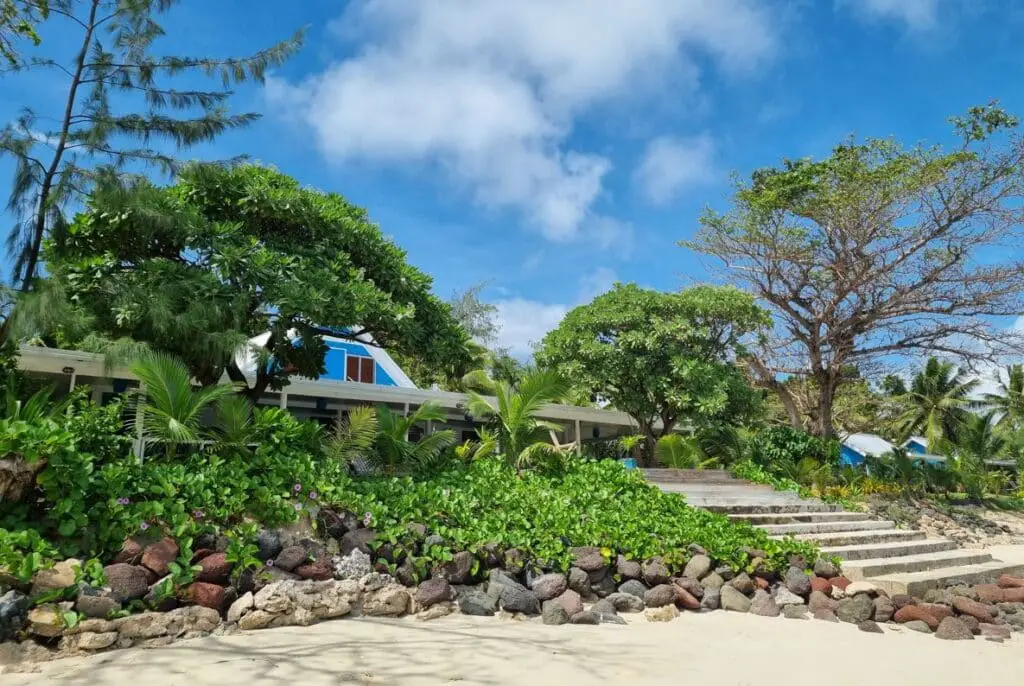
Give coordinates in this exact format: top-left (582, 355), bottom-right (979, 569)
top-left (639, 422), bottom-right (658, 467)
top-left (815, 375), bottom-right (837, 439)
top-left (746, 355), bottom-right (804, 431)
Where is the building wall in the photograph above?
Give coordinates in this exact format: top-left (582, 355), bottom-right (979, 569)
top-left (322, 339), bottom-right (398, 386)
top-left (905, 440), bottom-right (928, 455)
top-left (840, 444), bottom-right (865, 466)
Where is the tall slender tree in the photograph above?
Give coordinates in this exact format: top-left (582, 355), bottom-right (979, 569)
top-left (0, 0), bottom-right (303, 293)
top-left (984, 364), bottom-right (1024, 431)
top-left (897, 357), bottom-right (978, 454)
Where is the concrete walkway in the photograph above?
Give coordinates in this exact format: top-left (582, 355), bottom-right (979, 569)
top-left (6, 613), bottom-right (1021, 685)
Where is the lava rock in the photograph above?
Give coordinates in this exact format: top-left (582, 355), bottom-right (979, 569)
top-left (808, 590), bottom-right (838, 613)
top-left (531, 573), bottom-right (568, 601)
top-left (256, 530), bottom-right (282, 561)
top-left (457, 588), bottom-right (497, 616)
top-left (104, 563), bottom-right (150, 603)
top-left (713, 565), bottom-right (735, 582)
top-left (894, 605), bottom-right (941, 630)
top-left (315, 509), bottom-right (349, 540)
top-left (924, 588), bottom-right (954, 606)
top-left (340, 528), bottom-right (377, 557)
top-left (873, 596), bottom-right (895, 623)
top-left (701, 587), bottom-right (721, 610)
top-left (185, 582), bottom-right (226, 611)
top-left (809, 576), bottom-right (832, 595)
top-left (274, 545), bottom-right (309, 572)
top-left (774, 586), bottom-right (806, 606)
top-left (721, 585), bottom-right (751, 613)
top-left (76, 586), bottom-right (121, 619)
top-left (141, 538), bottom-right (179, 577)
top-left (196, 552), bottom-right (233, 584)
top-left (644, 584), bottom-right (676, 608)
top-left (607, 592), bottom-right (644, 613)
top-left (858, 620), bottom-right (884, 634)
top-left (591, 572), bottom-right (617, 598)
top-left (542, 600), bottom-right (569, 625)
top-left (642, 558), bottom-right (670, 586)
top-left (952, 596), bottom-right (997, 622)
top-left (416, 578), bottom-right (454, 608)
top-left (114, 537), bottom-right (145, 565)
top-left (0, 590), bottom-right (29, 641)
top-left (935, 616), bottom-right (974, 640)
top-left (837, 593), bottom-right (875, 624)
top-left (618, 579), bottom-right (647, 599)
top-left (891, 594), bottom-right (916, 610)
top-left (751, 589), bottom-right (781, 617)
top-left (730, 573), bottom-right (755, 595)
top-left (683, 554), bottom-right (712, 581)
top-left (700, 572), bottom-right (725, 591)
top-left (295, 558), bottom-right (334, 581)
top-left (674, 585), bottom-right (701, 611)
top-left (783, 604), bottom-right (809, 620)
top-left (572, 547), bottom-right (606, 573)
top-left (553, 589), bottom-right (584, 617)
top-left (813, 557), bottom-right (839, 578)
top-left (674, 576), bottom-right (704, 599)
top-left (784, 568), bottom-right (811, 597)
top-left (569, 610), bottom-right (601, 625)
top-left (959, 615), bottom-right (981, 634)
top-left (904, 620), bottom-right (933, 633)
top-left (812, 609), bottom-right (839, 622)
top-left (616, 556), bottom-right (642, 580)
top-left (568, 567), bottom-right (592, 596)
top-left (435, 550), bottom-right (475, 585)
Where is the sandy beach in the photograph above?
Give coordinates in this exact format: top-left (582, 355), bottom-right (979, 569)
top-left (4, 611), bottom-right (1020, 686)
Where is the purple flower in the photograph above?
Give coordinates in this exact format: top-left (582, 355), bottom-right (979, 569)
top-left (139, 522), bottom-right (150, 531)
top-left (116, 497), bottom-right (130, 506)
top-left (362, 512), bottom-right (373, 527)
top-left (293, 483), bottom-right (302, 493)
top-left (192, 509), bottom-right (205, 520)
top-left (308, 491), bottom-right (318, 501)
top-left (294, 502), bottom-right (303, 511)
top-left (265, 559), bottom-right (275, 567)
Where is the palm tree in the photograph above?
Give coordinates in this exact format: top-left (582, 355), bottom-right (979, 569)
top-left (465, 369), bottom-right (567, 471)
top-left (984, 364), bottom-right (1024, 431)
top-left (129, 352), bottom-right (237, 459)
top-left (653, 434), bottom-right (718, 469)
top-left (897, 357), bottom-right (978, 454)
top-left (955, 410), bottom-right (1006, 460)
top-left (324, 405), bottom-right (378, 466)
top-left (370, 402), bottom-right (456, 475)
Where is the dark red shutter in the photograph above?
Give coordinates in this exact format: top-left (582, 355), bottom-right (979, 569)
top-left (361, 357), bottom-right (374, 384)
top-left (346, 356), bottom-right (359, 382)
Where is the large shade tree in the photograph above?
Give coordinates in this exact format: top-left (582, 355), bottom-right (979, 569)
top-left (36, 163), bottom-right (474, 399)
top-left (537, 283), bottom-right (767, 464)
top-left (686, 104), bottom-right (1024, 437)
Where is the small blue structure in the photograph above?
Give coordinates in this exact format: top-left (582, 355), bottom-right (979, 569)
top-left (840, 433), bottom-right (897, 467)
top-left (904, 436), bottom-right (929, 455)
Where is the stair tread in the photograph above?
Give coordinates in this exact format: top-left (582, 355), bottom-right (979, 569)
top-left (758, 520), bottom-right (896, 535)
top-left (731, 512), bottom-right (870, 522)
top-left (842, 548), bottom-right (993, 570)
top-left (866, 557), bottom-right (1024, 596)
top-left (777, 529), bottom-right (924, 543)
top-left (821, 539), bottom-right (957, 560)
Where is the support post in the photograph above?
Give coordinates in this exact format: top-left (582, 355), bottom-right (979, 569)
top-left (279, 393), bottom-right (288, 409)
top-left (68, 372), bottom-right (77, 392)
top-left (575, 419), bottom-right (582, 456)
top-left (134, 382), bottom-right (146, 463)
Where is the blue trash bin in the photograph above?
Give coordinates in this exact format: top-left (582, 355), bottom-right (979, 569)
top-left (620, 458), bottom-right (638, 470)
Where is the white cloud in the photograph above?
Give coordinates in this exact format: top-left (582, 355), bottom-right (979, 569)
top-left (493, 268), bottom-right (619, 358)
top-left (838, 0), bottom-right (950, 30)
top-left (634, 134), bottom-right (717, 205)
top-left (270, 0), bottom-right (776, 242)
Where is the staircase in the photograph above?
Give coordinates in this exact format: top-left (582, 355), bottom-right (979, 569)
top-left (644, 468), bottom-right (1024, 596)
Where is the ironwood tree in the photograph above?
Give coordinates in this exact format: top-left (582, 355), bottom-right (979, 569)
top-left (0, 0), bottom-right (303, 294)
top-left (686, 104), bottom-right (1024, 438)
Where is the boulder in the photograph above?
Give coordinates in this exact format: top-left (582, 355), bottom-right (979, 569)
top-left (531, 573), bottom-right (568, 601)
top-left (784, 567), bottom-right (811, 597)
top-left (27, 604), bottom-right (64, 637)
top-left (829, 576), bottom-right (851, 592)
top-left (616, 556), bottom-right (642, 580)
top-left (808, 590), bottom-right (838, 613)
top-left (114, 537), bottom-right (145, 565)
top-left (417, 578), bottom-right (454, 608)
top-left (924, 588), bottom-right (954, 605)
top-left (315, 509), bottom-right (349, 540)
top-left (553, 589), bottom-right (584, 617)
top-left (334, 549), bottom-right (373, 581)
top-left (185, 582), bottom-right (227, 611)
top-left (809, 577), bottom-right (832, 595)
top-left (700, 572), bottom-right (725, 591)
top-left (974, 584), bottom-right (1005, 605)
top-left (591, 598), bottom-right (617, 616)
top-left (783, 604), bottom-right (809, 620)
top-left (457, 588), bottom-right (497, 616)
top-left (713, 565), bottom-right (735, 582)
top-left (904, 620), bottom-right (933, 633)
top-left (61, 631), bottom-right (118, 651)
top-left (858, 620), bottom-right (884, 634)
top-left (256, 530), bottom-right (282, 561)
top-left (417, 601), bottom-right (455, 621)
top-left (774, 587), bottom-right (805, 607)
top-left (76, 586), bottom-right (121, 619)
top-left (980, 623), bottom-right (1012, 639)
top-left (274, 545), bottom-right (309, 572)
top-left (721, 585), bottom-right (751, 613)
top-left (642, 558), bottom-right (670, 586)
top-left (919, 603), bottom-right (953, 621)
top-left (813, 557), bottom-right (839, 578)
top-left (340, 528), bottom-right (377, 557)
top-left (644, 604), bottom-right (679, 622)
top-left (750, 589), bottom-right (780, 617)
top-left (812, 609), bottom-right (838, 622)
top-left (959, 615), bottom-right (981, 634)
top-left (542, 600), bottom-right (569, 625)
top-left (674, 585), bottom-right (701, 611)
top-left (891, 594), bottom-right (916, 610)
top-left (435, 551), bottom-right (475, 585)
top-left (952, 596), bottom-right (997, 622)
top-left (572, 547), bottom-right (606, 573)
top-left (701, 587), bottom-right (721, 611)
top-left (682, 554), bottom-right (712, 581)
top-left (141, 538), bottom-right (179, 577)
top-left (607, 592), bottom-right (644, 613)
top-left (227, 592), bottom-right (254, 623)
top-left (618, 579), bottom-right (647, 599)
top-left (569, 610), bottom-right (601, 625)
top-left (568, 567), bottom-right (592, 596)
top-left (730, 573), bottom-right (755, 595)
top-left (873, 596), bottom-right (895, 624)
top-left (845, 581), bottom-right (878, 597)
top-left (362, 585), bottom-right (412, 617)
top-left (30, 559), bottom-right (81, 596)
top-left (295, 558), bottom-right (333, 581)
top-left (591, 572), bottom-right (616, 598)
top-left (674, 576), bottom-right (704, 600)
top-left (997, 574), bottom-right (1024, 589)
top-left (894, 605), bottom-right (941, 630)
top-left (643, 584), bottom-right (676, 608)
top-left (0, 590), bottom-right (29, 641)
top-left (1003, 588), bottom-right (1024, 603)
top-left (935, 616), bottom-right (974, 640)
top-left (837, 593), bottom-right (874, 624)
top-left (503, 548), bottom-right (526, 575)
top-left (104, 563), bottom-right (150, 603)
top-left (196, 552), bottom-right (233, 584)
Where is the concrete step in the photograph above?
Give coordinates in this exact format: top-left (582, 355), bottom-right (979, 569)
top-left (757, 520), bottom-right (896, 537)
top-left (822, 538), bottom-right (959, 562)
top-left (866, 556), bottom-right (1024, 596)
top-left (703, 503), bottom-right (841, 515)
top-left (842, 549), bottom-right (994, 580)
top-left (777, 528), bottom-right (926, 547)
top-left (731, 511), bottom-right (871, 526)
top-left (642, 468), bottom-right (739, 484)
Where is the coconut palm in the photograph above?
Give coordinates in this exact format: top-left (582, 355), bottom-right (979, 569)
top-left (465, 369), bottom-right (567, 471)
top-left (984, 364), bottom-right (1024, 431)
top-left (955, 410), bottom-right (1006, 460)
top-left (324, 405), bottom-right (378, 465)
top-left (897, 357), bottom-right (978, 454)
top-left (129, 352), bottom-right (237, 459)
top-left (370, 402), bottom-right (456, 475)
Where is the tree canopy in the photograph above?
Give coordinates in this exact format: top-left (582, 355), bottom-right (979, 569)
top-left (537, 283), bottom-right (768, 464)
top-left (0, 0), bottom-right (45, 67)
top-left (38, 163), bottom-right (473, 398)
top-left (687, 103), bottom-right (1024, 437)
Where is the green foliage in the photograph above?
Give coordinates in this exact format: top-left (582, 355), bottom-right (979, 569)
top-left (985, 364), bottom-right (1024, 431)
top-left (0, 526), bottom-right (58, 583)
top-left (338, 457), bottom-right (818, 573)
top-left (654, 434), bottom-right (717, 469)
top-left (538, 283), bottom-right (767, 464)
top-left (465, 369), bottom-right (568, 471)
top-left (897, 357), bottom-right (979, 453)
top-left (370, 403), bottom-right (457, 475)
top-left (324, 405), bottom-right (378, 466)
top-left (0, 0), bottom-right (46, 67)
top-left (41, 164), bottom-right (472, 397)
top-left (750, 426), bottom-right (839, 472)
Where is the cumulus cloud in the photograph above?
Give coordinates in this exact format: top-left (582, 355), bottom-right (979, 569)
top-left (634, 134), bottom-right (718, 205)
top-left (493, 267), bottom-right (620, 358)
top-left (838, 0), bottom-right (951, 30)
top-left (269, 0), bottom-right (776, 243)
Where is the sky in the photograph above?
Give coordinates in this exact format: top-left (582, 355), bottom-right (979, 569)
top-left (3, 0), bottom-right (1024, 361)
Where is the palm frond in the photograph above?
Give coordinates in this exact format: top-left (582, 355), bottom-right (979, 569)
top-left (325, 405), bottom-right (378, 464)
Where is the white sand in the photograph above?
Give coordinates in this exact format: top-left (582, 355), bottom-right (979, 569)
top-left (5, 611), bottom-right (1021, 685)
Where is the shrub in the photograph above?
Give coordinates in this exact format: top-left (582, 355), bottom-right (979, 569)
top-left (334, 457), bottom-right (818, 574)
top-left (751, 426), bottom-right (839, 471)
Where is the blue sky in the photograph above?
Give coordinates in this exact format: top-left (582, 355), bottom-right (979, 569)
top-left (3, 0), bottom-right (1024, 358)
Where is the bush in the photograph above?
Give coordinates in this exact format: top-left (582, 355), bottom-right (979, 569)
top-left (334, 457), bottom-right (818, 573)
top-left (751, 426), bottom-right (839, 471)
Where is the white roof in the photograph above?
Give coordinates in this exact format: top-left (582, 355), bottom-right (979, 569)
top-left (843, 433), bottom-right (896, 457)
top-left (906, 436), bottom-right (928, 446)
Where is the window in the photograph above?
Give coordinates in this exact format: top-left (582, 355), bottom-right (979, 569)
top-left (345, 355), bottom-right (375, 384)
